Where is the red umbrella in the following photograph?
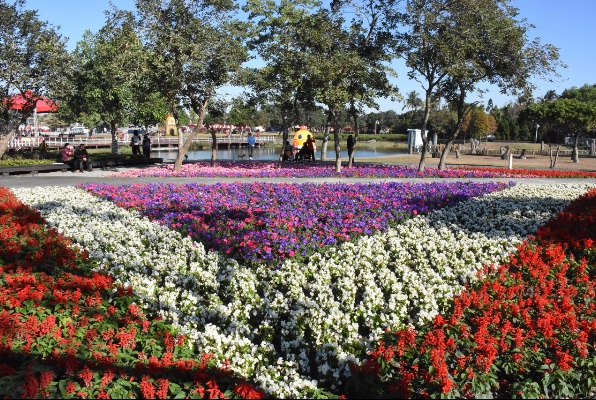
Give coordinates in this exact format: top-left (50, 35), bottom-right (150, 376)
top-left (4, 91), bottom-right (57, 112)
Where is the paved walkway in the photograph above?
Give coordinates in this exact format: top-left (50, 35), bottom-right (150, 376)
top-left (2, 164), bottom-right (596, 189)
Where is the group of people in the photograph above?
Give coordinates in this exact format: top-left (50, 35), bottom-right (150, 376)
top-left (282, 134), bottom-right (355, 162)
top-left (130, 130), bottom-right (152, 157)
top-left (292, 134), bottom-right (316, 162)
top-left (61, 143), bottom-right (92, 172)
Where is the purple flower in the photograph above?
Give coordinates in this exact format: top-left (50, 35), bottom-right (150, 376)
top-left (83, 181), bottom-right (513, 265)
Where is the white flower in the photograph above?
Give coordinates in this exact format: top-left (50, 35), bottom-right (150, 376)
top-left (12, 183), bottom-right (593, 398)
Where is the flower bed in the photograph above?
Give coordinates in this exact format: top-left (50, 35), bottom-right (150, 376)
top-left (12, 183), bottom-right (593, 398)
top-left (0, 187), bottom-right (263, 399)
top-left (83, 181), bottom-right (512, 265)
top-left (350, 186), bottom-right (596, 398)
top-left (108, 161), bottom-right (596, 179)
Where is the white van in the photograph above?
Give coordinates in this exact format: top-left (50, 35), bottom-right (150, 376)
top-left (70, 126), bottom-right (89, 135)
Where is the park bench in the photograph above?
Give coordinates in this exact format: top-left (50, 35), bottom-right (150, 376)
top-left (0, 157), bottom-right (163, 177)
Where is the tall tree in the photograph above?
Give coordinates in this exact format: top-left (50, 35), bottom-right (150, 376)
top-left (58, 7), bottom-right (152, 154)
top-left (137, 0), bottom-right (249, 169)
top-left (462, 108), bottom-right (489, 141)
top-left (527, 84), bottom-right (596, 163)
top-left (0, 0), bottom-right (70, 157)
top-left (402, 0), bottom-right (563, 172)
top-left (429, 0), bottom-right (564, 170)
top-left (328, 0), bottom-right (401, 168)
top-left (243, 0), bottom-right (321, 166)
top-left (401, 0), bottom-right (454, 172)
top-left (302, 9), bottom-right (357, 170)
top-left (402, 90), bottom-right (423, 112)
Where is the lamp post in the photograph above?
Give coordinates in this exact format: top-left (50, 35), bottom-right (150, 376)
top-left (535, 123), bottom-right (540, 143)
top-left (375, 120), bottom-right (379, 135)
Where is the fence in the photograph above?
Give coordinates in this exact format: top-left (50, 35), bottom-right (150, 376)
top-left (7, 133), bottom-right (277, 151)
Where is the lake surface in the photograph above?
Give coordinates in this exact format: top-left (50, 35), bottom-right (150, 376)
top-left (153, 142), bottom-right (404, 161)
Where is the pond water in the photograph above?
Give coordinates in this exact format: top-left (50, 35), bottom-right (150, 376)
top-left (153, 142), bottom-right (404, 162)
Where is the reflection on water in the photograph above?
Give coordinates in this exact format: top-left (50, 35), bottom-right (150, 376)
top-left (154, 143), bottom-right (403, 161)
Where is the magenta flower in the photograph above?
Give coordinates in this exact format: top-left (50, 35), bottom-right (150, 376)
top-left (83, 181), bottom-right (512, 265)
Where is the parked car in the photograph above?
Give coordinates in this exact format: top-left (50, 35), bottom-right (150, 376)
top-left (127, 126), bottom-right (146, 135)
top-left (70, 126), bottom-right (89, 135)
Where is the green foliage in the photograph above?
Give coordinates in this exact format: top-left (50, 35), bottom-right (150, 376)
top-left (0, 156), bottom-right (60, 167)
top-left (56, 7), bottom-right (152, 144)
top-left (0, 0), bottom-right (70, 142)
top-left (462, 108), bottom-right (490, 139)
top-left (527, 93), bottom-right (596, 141)
top-left (402, 0), bottom-right (563, 170)
top-left (137, 0), bottom-right (249, 168)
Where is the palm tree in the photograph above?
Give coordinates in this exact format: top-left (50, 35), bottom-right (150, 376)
top-left (402, 90), bottom-right (423, 113)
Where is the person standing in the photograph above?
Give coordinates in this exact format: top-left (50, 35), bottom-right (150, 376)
top-left (142, 134), bottom-right (152, 158)
top-left (305, 135), bottom-right (315, 162)
top-left (130, 130), bottom-right (142, 155)
top-left (39, 139), bottom-right (48, 158)
top-left (347, 134), bottom-right (355, 162)
top-left (247, 131), bottom-right (256, 160)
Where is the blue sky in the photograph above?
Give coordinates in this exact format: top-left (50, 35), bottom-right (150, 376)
top-left (25, 0), bottom-right (596, 112)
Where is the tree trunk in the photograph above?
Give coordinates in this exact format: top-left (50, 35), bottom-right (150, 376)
top-left (277, 116), bottom-right (290, 168)
top-left (438, 140), bottom-right (452, 170)
top-left (320, 114), bottom-right (331, 162)
top-left (333, 114), bottom-right (341, 173)
top-left (549, 144), bottom-right (561, 169)
top-left (174, 100), bottom-right (208, 171)
top-left (110, 121), bottom-right (119, 155)
top-left (210, 129), bottom-right (217, 167)
top-left (278, 129), bottom-right (289, 168)
top-left (0, 130), bottom-right (17, 159)
top-left (347, 111), bottom-right (359, 168)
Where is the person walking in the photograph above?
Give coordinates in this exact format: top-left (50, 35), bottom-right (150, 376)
top-left (247, 131), bottom-right (256, 160)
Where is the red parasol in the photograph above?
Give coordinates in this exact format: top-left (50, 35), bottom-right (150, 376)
top-left (4, 91), bottom-right (57, 112)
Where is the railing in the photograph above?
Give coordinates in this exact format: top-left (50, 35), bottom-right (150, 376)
top-left (7, 133), bottom-right (278, 150)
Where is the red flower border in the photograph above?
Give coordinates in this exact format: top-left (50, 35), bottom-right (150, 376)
top-left (0, 187), bottom-right (264, 399)
top-left (351, 187), bottom-right (596, 398)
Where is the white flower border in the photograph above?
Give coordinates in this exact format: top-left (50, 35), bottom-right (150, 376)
top-left (12, 183), bottom-right (593, 397)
